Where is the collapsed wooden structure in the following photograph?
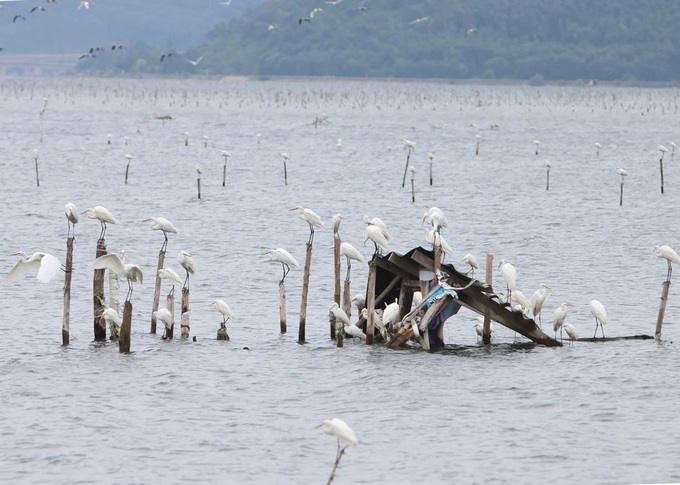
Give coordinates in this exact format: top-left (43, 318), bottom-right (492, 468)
top-left (363, 246), bottom-right (562, 349)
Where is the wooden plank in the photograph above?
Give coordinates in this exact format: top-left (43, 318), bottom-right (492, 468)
top-left (374, 256), bottom-right (416, 280)
top-left (387, 252), bottom-right (421, 277)
top-left (375, 274), bottom-right (402, 308)
top-left (410, 249), bottom-right (433, 271)
top-left (483, 253), bottom-right (493, 344)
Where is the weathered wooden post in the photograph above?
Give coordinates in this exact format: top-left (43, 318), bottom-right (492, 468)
top-left (279, 280), bottom-right (287, 334)
top-left (168, 294), bottom-right (179, 338)
top-left (433, 245), bottom-right (442, 276)
top-left (335, 318), bottom-right (344, 348)
top-left (184, 132), bottom-right (189, 147)
top-left (365, 257), bottom-right (377, 345)
top-left (332, 236), bottom-right (341, 340)
top-left (93, 239), bottom-right (107, 341)
top-left (124, 154), bottom-right (133, 185)
top-left (62, 236), bottom-right (74, 346)
top-left (150, 249), bottom-right (166, 334)
top-left (659, 145), bottom-right (668, 194)
top-left (409, 165), bottom-right (416, 203)
top-left (483, 253), bottom-right (494, 344)
top-left (342, 278), bottom-right (351, 321)
top-left (618, 168), bottom-right (628, 207)
top-left (656, 280), bottom-right (670, 338)
top-left (401, 141), bottom-right (414, 188)
top-left (475, 135), bottom-right (481, 156)
top-left (428, 152), bottom-right (434, 186)
top-left (545, 160), bottom-right (551, 191)
top-left (33, 149), bottom-right (40, 187)
top-left (196, 164), bottom-right (202, 200)
top-left (181, 287), bottom-right (190, 340)
top-left (299, 243), bottom-right (312, 344)
top-left (221, 151), bottom-right (230, 187)
top-left (282, 153), bottom-right (289, 186)
top-left (119, 301), bottom-right (132, 353)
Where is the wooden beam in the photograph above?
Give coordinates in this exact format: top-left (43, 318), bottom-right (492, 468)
top-left (375, 274), bottom-right (402, 308)
top-left (387, 252), bottom-right (422, 277)
top-left (374, 256), bottom-right (417, 280)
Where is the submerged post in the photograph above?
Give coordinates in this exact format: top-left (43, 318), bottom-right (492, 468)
top-left (298, 243), bottom-right (313, 344)
top-left (279, 281), bottom-right (287, 334)
top-left (656, 280), bottom-right (670, 338)
top-left (332, 236), bottom-right (341, 339)
top-left (365, 258), bottom-right (377, 345)
top-left (150, 249), bottom-right (166, 334)
top-left (93, 238), bottom-right (107, 341)
top-left (62, 237), bottom-right (74, 346)
top-left (119, 301), bottom-right (132, 353)
top-left (181, 287), bottom-right (190, 341)
top-left (483, 253), bottom-right (493, 344)
top-left (620, 181), bottom-right (624, 206)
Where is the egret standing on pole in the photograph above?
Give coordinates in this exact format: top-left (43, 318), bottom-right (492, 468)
top-left (654, 244), bottom-right (680, 282)
top-left (81, 206), bottom-right (117, 239)
top-left (142, 216), bottom-right (178, 252)
top-left (289, 206), bottom-right (325, 245)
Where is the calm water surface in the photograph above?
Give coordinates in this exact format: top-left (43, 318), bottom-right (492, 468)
top-left (1, 78), bottom-right (679, 484)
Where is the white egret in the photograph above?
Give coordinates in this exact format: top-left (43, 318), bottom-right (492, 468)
top-left (329, 302), bottom-right (350, 326)
top-left (552, 302), bottom-right (572, 340)
top-left (88, 253), bottom-right (143, 301)
top-left (351, 294), bottom-right (366, 312)
top-left (360, 308), bottom-right (386, 339)
top-left (382, 300), bottom-right (400, 330)
top-left (408, 16), bottom-right (429, 25)
top-left (654, 244), bottom-right (680, 281)
top-left (534, 140), bottom-right (541, 155)
top-left (422, 207), bottom-right (448, 232)
top-left (530, 283), bottom-right (550, 327)
top-left (618, 167), bottom-right (628, 179)
top-left (157, 267), bottom-right (183, 296)
top-left (364, 225), bottom-right (389, 255)
top-left (316, 417), bottom-right (358, 448)
top-left (595, 142), bottom-right (602, 157)
top-left (331, 213), bottom-right (344, 236)
top-left (64, 202), bottom-right (79, 239)
top-left (412, 291), bottom-right (423, 308)
top-left (562, 323), bottom-right (578, 344)
top-left (512, 290), bottom-right (531, 316)
top-left (262, 248), bottom-right (299, 283)
top-left (589, 299), bottom-right (608, 339)
top-left (101, 307), bottom-right (121, 339)
top-left (344, 322), bottom-right (366, 340)
top-left (474, 317), bottom-right (495, 341)
top-left (336, 138), bottom-right (342, 150)
top-left (498, 259), bottom-right (517, 302)
top-left (178, 250), bottom-right (196, 289)
top-left (142, 217), bottom-right (178, 252)
top-left (462, 253), bottom-right (478, 276)
top-left (340, 242), bottom-right (364, 281)
top-left (186, 55), bottom-right (203, 67)
top-left (289, 206), bottom-right (325, 245)
top-left (425, 229), bottom-right (453, 258)
top-left (212, 299), bottom-right (235, 329)
top-left (363, 215), bottom-right (390, 240)
top-left (153, 307), bottom-right (173, 339)
top-left (81, 206), bottom-right (116, 239)
top-left (3, 251), bottom-right (61, 285)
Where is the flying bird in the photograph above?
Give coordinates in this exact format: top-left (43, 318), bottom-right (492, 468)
top-left (408, 16), bottom-right (429, 25)
top-left (186, 55), bottom-right (203, 67)
top-left (3, 251), bottom-right (61, 285)
top-left (13, 14), bottom-right (26, 22)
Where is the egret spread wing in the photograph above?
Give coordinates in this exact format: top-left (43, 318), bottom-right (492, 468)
top-left (88, 253), bottom-right (126, 276)
top-left (128, 265), bottom-right (143, 284)
top-left (36, 253), bottom-right (61, 283)
top-left (3, 258), bottom-right (41, 284)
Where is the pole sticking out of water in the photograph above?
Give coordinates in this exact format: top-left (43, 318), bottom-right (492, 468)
top-left (150, 249), bottom-right (166, 334)
top-left (62, 236), bottom-right (74, 346)
top-left (184, 132), bottom-right (189, 147)
top-left (221, 151), bottom-right (230, 187)
top-left (33, 149), bottom-right (40, 187)
top-left (659, 145), bottom-right (668, 194)
top-left (203, 135), bottom-right (209, 148)
top-left (365, 258), bottom-right (377, 345)
top-left (279, 280), bottom-right (287, 334)
top-left (545, 160), bottom-right (551, 191)
top-left (93, 238), bottom-right (107, 341)
top-left (124, 154), bottom-right (133, 185)
top-left (119, 301), bottom-right (132, 353)
top-left (196, 164), bottom-right (203, 200)
top-left (618, 168), bottom-right (628, 206)
top-left (282, 153), bottom-right (289, 186)
top-left (595, 142), bottom-right (602, 158)
top-left (428, 152), bottom-right (434, 186)
top-left (333, 236), bottom-right (341, 340)
top-left (483, 253), bottom-right (493, 344)
top-left (475, 135), bottom-right (481, 156)
top-left (181, 287), bottom-right (190, 341)
top-left (298, 243), bottom-right (313, 344)
top-left (656, 280), bottom-right (670, 338)
top-left (409, 165), bottom-right (416, 203)
top-left (39, 97), bottom-right (48, 144)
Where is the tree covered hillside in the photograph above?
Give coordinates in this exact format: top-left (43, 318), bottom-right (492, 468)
top-left (197, 0), bottom-right (680, 81)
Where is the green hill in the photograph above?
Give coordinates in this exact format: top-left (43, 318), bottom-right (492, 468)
top-left (195, 0), bottom-right (680, 81)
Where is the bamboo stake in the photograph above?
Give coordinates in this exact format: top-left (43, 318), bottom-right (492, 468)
top-left (620, 181), bottom-right (624, 206)
top-left (433, 245), bottom-right (442, 276)
top-left (335, 318), bottom-right (344, 348)
top-left (150, 249), bottom-right (165, 334)
top-left (475, 135), bottom-right (481, 156)
top-left (119, 301), bottom-right (132, 353)
top-left (62, 237), bottom-right (74, 346)
top-left (483, 253), bottom-right (493, 344)
top-left (279, 280), bottom-right (287, 334)
top-left (180, 287), bottom-right (189, 341)
top-left (93, 238), bottom-right (107, 341)
top-left (401, 146), bottom-right (412, 188)
top-left (365, 258), bottom-right (377, 345)
top-left (298, 243), bottom-right (312, 344)
top-left (221, 151), bottom-right (230, 187)
top-left (656, 280), bottom-right (670, 338)
top-left (332, 236), bottom-right (341, 339)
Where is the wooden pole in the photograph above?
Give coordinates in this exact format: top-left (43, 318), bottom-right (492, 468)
top-left (433, 245), bottom-right (442, 276)
top-left (284, 160), bottom-right (288, 186)
top-left (429, 156), bottom-right (433, 186)
top-left (343, 278), bottom-right (351, 320)
top-left (620, 181), bottom-right (624, 206)
top-left (34, 151), bottom-right (40, 187)
top-left (180, 287), bottom-right (189, 341)
top-left (150, 249), bottom-right (165, 334)
top-left (93, 238), bottom-right (107, 341)
top-left (475, 140), bottom-right (480, 156)
top-left (546, 167), bottom-right (550, 191)
top-left (279, 281), bottom-right (287, 334)
top-left (656, 280), bottom-right (670, 338)
top-left (125, 161), bottom-right (131, 185)
top-left (411, 177), bottom-right (415, 203)
top-left (483, 253), bottom-right (493, 344)
top-left (62, 237), bottom-right (74, 346)
top-left (365, 258), bottom-right (377, 345)
top-left (332, 237), bottom-right (341, 339)
top-left (298, 243), bottom-right (312, 344)
top-left (197, 177), bottom-right (201, 199)
top-left (335, 317), bottom-right (344, 348)
top-left (660, 158), bottom-right (665, 194)
top-left (401, 149), bottom-right (411, 188)
top-left (119, 301), bottom-right (132, 353)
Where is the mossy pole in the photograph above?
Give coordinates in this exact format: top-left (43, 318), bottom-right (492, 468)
top-left (150, 249), bottom-right (165, 334)
top-left (483, 253), bottom-right (493, 345)
top-left (298, 243), bottom-right (313, 344)
top-left (62, 237), bottom-right (74, 346)
top-left (93, 239), bottom-right (107, 341)
top-left (279, 280), bottom-right (287, 334)
top-left (656, 280), bottom-right (670, 338)
top-left (119, 301), bottom-right (132, 353)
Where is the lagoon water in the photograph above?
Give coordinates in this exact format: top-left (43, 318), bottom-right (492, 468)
top-left (1, 77), bottom-right (680, 484)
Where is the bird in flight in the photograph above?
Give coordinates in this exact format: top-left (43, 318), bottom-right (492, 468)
top-left (186, 55), bottom-right (203, 67)
top-left (409, 17), bottom-right (430, 25)
top-left (78, 1), bottom-right (92, 9)
top-left (13, 14), bottom-right (26, 22)
top-left (30, 6), bottom-right (45, 12)
top-left (160, 52), bottom-right (173, 62)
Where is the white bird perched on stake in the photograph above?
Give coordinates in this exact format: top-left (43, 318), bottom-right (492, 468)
top-left (425, 229), bottom-right (453, 258)
top-left (331, 213), bottom-right (344, 237)
top-left (552, 302), bottom-right (573, 341)
top-left (422, 207), bottom-right (448, 233)
top-left (511, 290), bottom-right (531, 317)
top-left (498, 259), bottom-right (517, 302)
top-left (88, 252), bottom-right (143, 301)
top-left (3, 251), bottom-right (61, 284)
top-left (153, 307), bottom-right (173, 339)
top-left (101, 307), bottom-right (121, 338)
top-left (618, 167), bottom-right (628, 178)
top-left (534, 140), bottom-right (541, 155)
top-left (462, 253), bottom-right (478, 276)
top-left (340, 242), bottom-right (364, 280)
top-left (65, 202), bottom-right (79, 239)
top-left (262, 248), bottom-right (300, 283)
top-left (212, 298), bottom-right (235, 328)
top-left (562, 323), bottom-right (578, 344)
top-left (142, 217), bottom-right (178, 252)
top-left (530, 283), bottom-right (550, 327)
top-left (81, 206), bottom-right (116, 239)
top-left (329, 302), bottom-right (350, 326)
top-left (402, 138), bottom-right (416, 150)
top-left (589, 299), bottom-right (608, 339)
top-left (363, 215), bottom-right (390, 240)
top-left (351, 294), bottom-right (366, 312)
top-left (178, 250), bottom-right (196, 289)
top-left (316, 417), bottom-right (358, 448)
top-left (364, 225), bottom-right (389, 256)
top-left (654, 244), bottom-right (680, 281)
top-left (157, 267), bottom-right (183, 296)
top-left (595, 142), bottom-right (603, 157)
top-left (289, 206), bottom-right (325, 245)
top-left (382, 299), bottom-right (400, 330)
